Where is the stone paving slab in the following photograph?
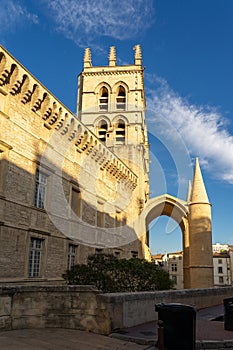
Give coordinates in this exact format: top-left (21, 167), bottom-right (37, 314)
top-left (0, 328), bottom-right (152, 350)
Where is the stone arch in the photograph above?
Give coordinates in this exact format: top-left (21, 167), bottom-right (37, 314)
top-left (112, 114), bottom-right (129, 125)
top-left (143, 194), bottom-right (188, 232)
top-left (94, 82), bottom-right (112, 111)
top-left (112, 81), bottom-right (129, 94)
top-left (141, 194), bottom-right (190, 288)
top-left (94, 117), bottom-right (110, 144)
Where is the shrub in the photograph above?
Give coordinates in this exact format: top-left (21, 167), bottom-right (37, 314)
top-left (63, 253), bottom-right (173, 292)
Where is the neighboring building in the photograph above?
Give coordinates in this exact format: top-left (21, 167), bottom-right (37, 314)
top-left (229, 246), bottom-right (233, 285)
top-left (152, 252), bottom-right (183, 289)
top-left (166, 251), bottom-right (183, 289)
top-left (213, 252), bottom-right (231, 286)
top-left (153, 245), bottom-right (233, 289)
top-left (212, 243), bottom-right (229, 253)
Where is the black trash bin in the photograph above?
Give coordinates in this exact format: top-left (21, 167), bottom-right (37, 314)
top-left (224, 297), bottom-right (233, 331)
top-left (155, 303), bottom-right (196, 350)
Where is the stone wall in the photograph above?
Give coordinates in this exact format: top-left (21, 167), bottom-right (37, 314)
top-left (1, 285), bottom-right (233, 335)
top-left (100, 286), bottom-right (233, 329)
top-left (0, 285), bottom-right (111, 334)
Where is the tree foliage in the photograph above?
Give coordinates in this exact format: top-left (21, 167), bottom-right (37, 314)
top-left (63, 254), bottom-right (173, 292)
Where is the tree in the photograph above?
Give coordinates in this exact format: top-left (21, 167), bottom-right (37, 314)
top-left (63, 253), bottom-right (174, 292)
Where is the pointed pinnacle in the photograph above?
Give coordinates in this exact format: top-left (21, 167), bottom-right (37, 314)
top-left (191, 158), bottom-right (210, 203)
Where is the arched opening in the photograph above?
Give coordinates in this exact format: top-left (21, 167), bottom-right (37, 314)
top-left (116, 85), bottom-right (126, 110)
top-left (98, 119), bottom-right (108, 143)
top-left (99, 86), bottom-right (108, 111)
top-left (115, 118), bottom-right (125, 144)
top-left (142, 194), bottom-right (188, 288)
top-left (149, 215), bottom-right (183, 289)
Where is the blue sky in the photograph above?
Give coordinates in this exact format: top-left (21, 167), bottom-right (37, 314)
top-left (1, 0), bottom-right (233, 254)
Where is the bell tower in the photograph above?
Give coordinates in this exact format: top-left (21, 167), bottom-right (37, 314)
top-left (77, 45), bottom-right (150, 206)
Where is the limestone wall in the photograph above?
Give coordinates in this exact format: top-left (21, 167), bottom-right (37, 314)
top-left (100, 286), bottom-right (233, 329)
top-left (0, 45), bottom-right (144, 283)
top-left (1, 285), bottom-right (233, 335)
top-left (0, 285), bottom-right (110, 334)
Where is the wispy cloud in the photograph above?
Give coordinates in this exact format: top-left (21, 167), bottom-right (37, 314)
top-left (0, 0), bottom-right (38, 35)
top-left (43, 0), bottom-right (154, 47)
top-left (146, 75), bottom-right (233, 184)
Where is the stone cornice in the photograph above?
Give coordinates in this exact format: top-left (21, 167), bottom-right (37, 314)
top-left (0, 46), bottom-right (137, 190)
top-left (82, 70), bottom-right (143, 77)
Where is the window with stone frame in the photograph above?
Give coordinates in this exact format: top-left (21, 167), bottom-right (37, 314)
top-left (71, 187), bottom-right (81, 218)
top-left (219, 276), bottom-right (224, 284)
top-left (97, 119), bottom-right (108, 143)
top-left (34, 169), bottom-right (47, 209)
top-left (171, 263), bottom-right (177, 272)
top-left (99, 86), bottom-right (108, 111)
top-left (67, 244), bottom-right (77, 270)
top-left (115, 119), bottom-right (125, 144)
top-left (116, 85), bottom-right (126, 110)
top-left (96, 208), bottom-right (104, 227)
top-left (28, 237), bottom-right (43, 277)
top-left (218, 266), bottom-right (223, 274)
top-left (0, 141), bottom-right (12, 196)
top-left (131, 251), bottom-right (138, 258)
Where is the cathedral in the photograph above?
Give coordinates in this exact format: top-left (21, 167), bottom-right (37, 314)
top-left (0, 45), bottom-right (213, 288)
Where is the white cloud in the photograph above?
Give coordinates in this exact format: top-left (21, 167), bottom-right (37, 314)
top-left (146, 76), bottom-right (233, 184)
top-left (0, 0), bottom-right (38, 35)
top-left (43, 0), bottom-right (154, 47)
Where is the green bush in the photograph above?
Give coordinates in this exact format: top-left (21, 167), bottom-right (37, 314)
top-left (63, 254), bottom-right (174, 292)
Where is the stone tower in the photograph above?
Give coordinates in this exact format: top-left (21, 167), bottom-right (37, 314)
top-left (188, 158), bottom-right (214, 288)
top-left (77, 45), bottom-right (150, 210)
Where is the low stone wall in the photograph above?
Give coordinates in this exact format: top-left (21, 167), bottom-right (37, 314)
top-left (1, 285), bottom-right (233, 335)
top-left (0, 285), bottom-right (111, 334)
top-left (100, 286), bottom-right (233, 329)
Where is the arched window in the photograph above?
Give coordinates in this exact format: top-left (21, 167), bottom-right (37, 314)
top-left (99, 87), bottom-right (108, 111)
top-left (98, 120), bottom-right (108, 143)
top-left (115, 119), bottom-right (125, 144)
top-left (116, 85), bottom-right (126, 110)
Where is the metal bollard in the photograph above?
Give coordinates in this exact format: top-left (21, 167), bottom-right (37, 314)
top-left (157, 319), bottom-right (165, 350)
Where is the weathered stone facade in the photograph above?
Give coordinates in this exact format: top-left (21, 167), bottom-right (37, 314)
top-left (0, 45), bottom-right (149, 284)
top-left (0, 44), bottom-right (214, 288)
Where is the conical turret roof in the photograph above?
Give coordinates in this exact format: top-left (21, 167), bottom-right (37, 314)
top-left (191, 158), bottom-right (210, 203)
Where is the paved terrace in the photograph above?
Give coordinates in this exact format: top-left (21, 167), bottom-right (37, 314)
top-left (1, 304), bottom-right (233, 350)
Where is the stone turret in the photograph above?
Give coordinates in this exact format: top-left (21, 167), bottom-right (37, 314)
top-left (84, 48), bottom-right (92, 68)
top-left (191, 158), bottom-right (209, 203)
top-left (187, 158), bottom-right (213, 288)
top-left (109, 46), bottom-right (116, 66)
top-left (134, 44), bottom-right (142, 65)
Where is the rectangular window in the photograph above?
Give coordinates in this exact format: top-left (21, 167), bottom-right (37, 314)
top-left (67, 244), bottom-right (77, 270)
top-left (131, 251), bottom-right (138, 258)
top-left (34, 169), bottom-right (47, 209)
top-left (218, 266), bottom-right (223, 274)
top-left (71, 187), bottom-right (81, 217)
top-left (28, 237), bottom-right (43, 277)
top-left (97, 202), bottom-right (104, 227)
top-left (172, 275), bottom-right (177, 285)
top-left (114, 251), bottom-right (120, 258)
top-left (218, 259), bottom-right (222, 264)
top-left (219, 276), bottom-right (224, 284)
top-left (171, 263), bottom-right (177, 272)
